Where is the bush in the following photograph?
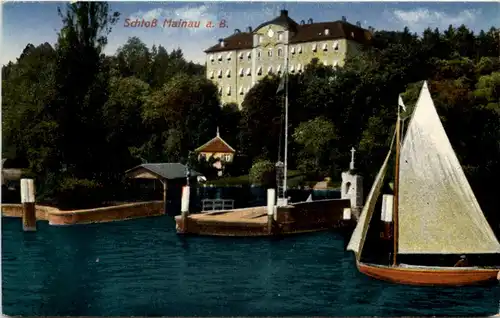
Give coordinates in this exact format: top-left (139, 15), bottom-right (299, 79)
top-left (53, 177), bottom-right (104, 210)
top-left (249, 159), bottom-right (276, 187)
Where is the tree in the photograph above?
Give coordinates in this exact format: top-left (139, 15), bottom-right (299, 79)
top-left (249, 159), bottom-right (276, 187)
top-left (293, 117), bottom-right (337, 176)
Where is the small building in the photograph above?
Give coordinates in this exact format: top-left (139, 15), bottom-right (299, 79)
top-left (125, 163), bottom-right (202, 214)
top-left (195, 128), bottom-right (236, 175)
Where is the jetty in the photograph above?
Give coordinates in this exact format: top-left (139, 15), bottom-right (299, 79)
top-left (175, 152), bottom-right (364, 236)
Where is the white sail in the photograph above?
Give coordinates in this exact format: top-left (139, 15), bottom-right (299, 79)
top-left (347, 131), bottom-right (396, 259)
top-left (398, 81), bottom-right (500, 254)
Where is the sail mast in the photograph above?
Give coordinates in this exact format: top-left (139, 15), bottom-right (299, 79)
top-left (393, 101), bottom-right (401, 266)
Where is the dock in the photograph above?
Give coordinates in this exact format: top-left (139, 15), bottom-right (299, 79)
top-left (175, 198), bottom-right (355, 236)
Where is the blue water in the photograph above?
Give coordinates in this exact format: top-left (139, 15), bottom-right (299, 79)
top-left (2, 216), bottom-right (499, 316)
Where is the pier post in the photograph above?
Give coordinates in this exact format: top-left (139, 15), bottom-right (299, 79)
top-left (267, 189), bottom-right (276, 234)
top-left (20, 178), bottom-right (36, 232)
top-left (181, 186), bottom-right (190, 232)
top-left (161, 179), bottom-right (168, 214)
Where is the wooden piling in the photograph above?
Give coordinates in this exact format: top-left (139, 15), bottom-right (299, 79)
top-left (267, 189), bottom-right (276, 235)
top-left (180, 186), bottom-right (190, 233)
top-left (161, 179), bottom-right (168, 214)
top-left (21, 178), bottom-right (36, 232)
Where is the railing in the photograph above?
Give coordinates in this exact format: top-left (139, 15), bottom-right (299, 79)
top-left (201, 199), bottom-right (235, 212)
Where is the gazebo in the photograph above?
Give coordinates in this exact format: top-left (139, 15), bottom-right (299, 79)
top-left (125, 163), bottom-right (202, 214)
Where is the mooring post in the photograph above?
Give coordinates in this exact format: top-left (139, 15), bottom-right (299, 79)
top-left (161, 179), bottom-right (168, 214)
top-left (267, 188), bottom-right (276, 234)
top-left (181, 186), bottom-right (190, 231)
top-left (20, 178), bottom-right (36, 232)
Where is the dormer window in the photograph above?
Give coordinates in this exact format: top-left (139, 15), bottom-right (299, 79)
top-left (267, 66), bottom-right (273, 74)
top-left (351, 32), bottom-right (354, 38)
top-left (325, 29), bottom-right (330, 35)
top-left (246, 68), bottom-right (251, 76)
top-left (278, 32), bottom-right (284, 41)
top-left (217, 70), bottom-right (222, 78)
top-left (277, 48), bottom-right (283, 57)
top-left (225, 69), bottom-right (231, 78)
top-left (239, 68), bottom-right (244, 77)
top-left (257, 66), bottom-right (262, 75)
top-left (322, 43), bottom-right (328, 51)
top-left (226, 52), bottom-right (232, 61)
top-left (312, 43), bottom-right (317, 52)
top-left (333, 41), bottom-right (339, 50)
top-left (226, 86), bottom-right (231, 96)
top-left (217, 54), bottom-right (222, 61)
top-left (209, 55), bottom-right (214, 62)
top-left (238, 52), bottom-right (243, 59)
top-left (209, 71), bottom-right (214, 79)
top-left (247, 52), bottom-right (251, 59)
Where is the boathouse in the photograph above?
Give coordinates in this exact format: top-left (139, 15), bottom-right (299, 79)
top-left (195, 128), bottom-right (235, 176)
top-left (125, 163), bottom-right (202, 214)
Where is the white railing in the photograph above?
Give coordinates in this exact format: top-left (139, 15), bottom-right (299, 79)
top-left (201, 199), bottom-right (235, 212)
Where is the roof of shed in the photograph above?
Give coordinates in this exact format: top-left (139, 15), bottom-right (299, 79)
top-left (125, 163), bottom-right (202, 180)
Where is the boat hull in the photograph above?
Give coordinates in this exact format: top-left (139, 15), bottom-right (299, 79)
top-left (358, 261), bottom-right (500, 286)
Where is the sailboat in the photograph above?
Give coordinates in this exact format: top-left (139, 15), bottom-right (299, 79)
top-left (347, 81), bottom-right (500, 286)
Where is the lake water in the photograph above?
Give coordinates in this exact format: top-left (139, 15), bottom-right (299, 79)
top-left (2, 216), bottom-right (499, 316)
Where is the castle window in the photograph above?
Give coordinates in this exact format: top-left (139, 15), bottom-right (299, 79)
top-left (238, 52), bottom-right (243, 59)
top-left (217, 54), bottom-right (222, 61)
top-left (268, 49), bottom-right (273, 57)
top-left (278, 32), bottom-right (284, 41)
top-left (246, 68), bottom-right (251, 76)
top-left (239, 68), bottom-right (244, 77)
top-left (209, 54), bottom-right (214, 62)
top-left (226, 86), bottom-right (231, 96)
top-left (247, 52), bottom-right (251, 59)
top-left (217, 70), bottom-right (222, 78)
top-left (291, 46), bottom-right (296, 54)
top-left (297, 64), bottom-right (302, 72)
top-left (209, 71), bottom-right (214, 79)
top-left (257, 50), bottom-right (262, 59)
top-left (333, 41), bottom-right (339, 50)
top-left (277, 48), bottom-right (283, 57)
top-left (225, 69), bottom-right (231, 78)
top-left (312, 43), bottom-right (317, 52)
top-left (259, 35), bottom-right (264, 43)
top-left (325, 28), bottom-right (330, 35)
top-left (277, 64), bottom-right (282, 73)
top-left (298, 45), bottom-right (303, 53)
top-left (267, 66), bottom-right (273, 74)
top-left (218, 86), bottom-right (223, 95)
top-left (226, 52), bottom-right (232, 61)
top-left (290, 65), bottom-right (295, 73)
top-left (257, 66), bottom-right (262, 75)
top-left (322, 43), bottom-right (328, 51)
top-left (239, 86), bottom-right (244, 95)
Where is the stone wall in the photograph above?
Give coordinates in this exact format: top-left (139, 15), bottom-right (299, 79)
top-left (2, 201), bottom-right (164, 225)
top-left (2, 204), bottom-right (57, 220)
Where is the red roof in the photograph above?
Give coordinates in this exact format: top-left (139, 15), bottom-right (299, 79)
top-left (195, 136), bottom-right (235, 153)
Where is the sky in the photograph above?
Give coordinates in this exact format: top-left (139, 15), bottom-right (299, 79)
top-left (2, 2), bottom-right (499, 66)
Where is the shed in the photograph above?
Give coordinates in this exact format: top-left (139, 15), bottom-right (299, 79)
top-left (125, 163), bottom-right (202, 214)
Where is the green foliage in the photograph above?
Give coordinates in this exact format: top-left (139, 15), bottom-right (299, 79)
top-left (249, 160), bottom-right (276, 187)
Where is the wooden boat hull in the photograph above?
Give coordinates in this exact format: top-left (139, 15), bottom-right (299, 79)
top-left (358, 261), bottom-right (500, 286)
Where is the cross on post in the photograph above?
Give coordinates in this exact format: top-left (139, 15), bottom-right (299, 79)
top-left (350, 147), bottom-right (356, 171)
